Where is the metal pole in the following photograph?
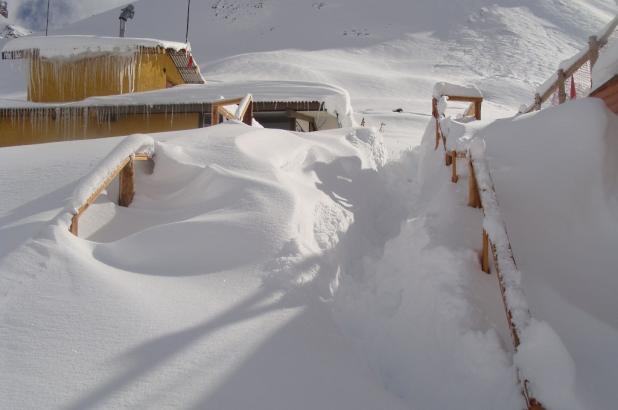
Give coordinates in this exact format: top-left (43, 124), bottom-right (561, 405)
top-left (119, 19), bottom-right (126, 37)
top-left (185, 0), bottom-right (191, 43)
top-left (45, 0), bottom-right (50, 36)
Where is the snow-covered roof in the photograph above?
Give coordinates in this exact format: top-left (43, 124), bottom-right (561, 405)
top-left (1, 35), bottom-right (189, 59)
top-left (0, 80), bottom-right (354, 126)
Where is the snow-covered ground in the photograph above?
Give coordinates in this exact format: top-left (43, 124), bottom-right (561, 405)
top-left (1, 1), bottom-right (617, 409)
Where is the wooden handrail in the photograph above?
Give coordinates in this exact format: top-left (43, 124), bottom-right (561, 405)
top-left (523, 15), bottom-right (618, 113)
top-left (69, 152), bottom-right (152, 236)
top-left (210, 94), bottom-right (253, 126)
top-left (467, 154), bottom-right (544, 410)
top-left (432, 93), bottom-right (483, 182)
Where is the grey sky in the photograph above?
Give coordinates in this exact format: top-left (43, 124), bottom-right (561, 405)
top-left (6, 0), bottom-right (128, 29)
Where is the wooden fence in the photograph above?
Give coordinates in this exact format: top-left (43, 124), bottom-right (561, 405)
top-left (434, 92), bottom-right (545, 410)
top-left (69, 152), bottom-right (152, 236)
top-left (522, 16), bottom-right (618, 113)
top-left (432, 94), bottom-right (483, 183)
top-left (210, 94), bottom-right (254, 126)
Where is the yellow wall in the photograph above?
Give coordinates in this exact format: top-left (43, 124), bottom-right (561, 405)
top-left (28, 52), bottom-right (185, 103)
top-left (0, 111), bottom-right (200, 147)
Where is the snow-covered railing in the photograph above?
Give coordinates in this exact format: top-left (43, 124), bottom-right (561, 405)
top-left (432, 83), bottom-right (483, 183)
top-left (67, 134), bottom-right (155, 236)
top-left (210, 94), bottom-right (253, 126)
top-left (521, 15), bottom-right (618, 113)
top-left (467, 140), bottom-right (544, 410)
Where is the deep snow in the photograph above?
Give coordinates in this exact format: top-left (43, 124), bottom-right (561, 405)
top-left (1, 1), bottom-right (617, 409)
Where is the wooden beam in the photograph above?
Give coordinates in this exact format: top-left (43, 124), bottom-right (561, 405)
top-left (118, 158), bottom-right (135, 207)
top-left (451, 150), bottom-right (459, 183)
top-left (69, 216), bottom-right (79, 236)
top-left (242, 101), bottom-right (253, 125)
top-left (446, 96), bottom-right (483, 103)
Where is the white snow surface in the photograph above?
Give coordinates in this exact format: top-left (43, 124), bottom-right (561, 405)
top-left (0, 124), bottom-right (414, 409)
top-left (2, 35), bottom-right (190, 58)
top-left (1, 1), bottom-right (618, 409)
top-left (433, 82), bottom-right (482, 99)
top-left (480, 98), bottom-right (618, 409)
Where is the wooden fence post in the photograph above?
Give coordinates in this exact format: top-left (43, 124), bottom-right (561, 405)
top-left (242, 101), bottom-right (253, 125)
top-left (474, 100), bottom-right (482, 120)
top-left (118, 158), bottom-right (135, 207)
top-left (211, 106), bottom-right (220, 126)
top-left (589, 35), bottom-right (600, 68)
top-left (451, 150), bottom-right (459, 183)
top-left (481, 229), bottom-right (490, 273)
top-left (70, 215), bottom-right (79, 236)
top-left (433, 98), bottom-right (441, 149)
top-left (468, 160), bottom-right (481, 208)
top-left (557, 69), bottom-right (567, 104)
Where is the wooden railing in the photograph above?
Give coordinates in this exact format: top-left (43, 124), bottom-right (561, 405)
top-left (432, 93), bottom-right (483, 183)
top-left (522, 15), bottom-right (618, 113)
top-left (432, 89), bottom-right (544, 409)
top-left (69, 152), bottom-right (152, 236)
top-left (467, 152), bottom-right (544, 410)
top-left (210, 94), bottom-right (253, 126)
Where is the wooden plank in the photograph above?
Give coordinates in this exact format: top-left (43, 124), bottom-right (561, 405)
top-left (446, 96), bottom-right (483, 103)
top-left (133, 153), bottom-right (152, 161)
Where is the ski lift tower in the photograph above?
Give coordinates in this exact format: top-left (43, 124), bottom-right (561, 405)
top-left (0, 1), bottom-right (8, 19)
top-left (119, 5), bottom-right (135, 38)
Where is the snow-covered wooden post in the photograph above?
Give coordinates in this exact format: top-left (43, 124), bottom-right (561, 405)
top-left (118, 157), bottom-right (135, 207)
top-left (557, 69), bottom-right (567, 104)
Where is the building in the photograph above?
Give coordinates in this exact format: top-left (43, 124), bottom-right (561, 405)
top-left (0, 36), bottom-right (342, 147)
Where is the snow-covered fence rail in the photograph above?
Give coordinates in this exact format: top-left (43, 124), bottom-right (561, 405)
top-left (432, 82), bottom-right (483, 183)
top-left (67, 134), bottom-right (155, 236)
top-left (210, 94), bottom-right (253, 125)
top-left (467, 142), bottom-right (544, 410)
top-left (522, 15), bottom-right (618, 113)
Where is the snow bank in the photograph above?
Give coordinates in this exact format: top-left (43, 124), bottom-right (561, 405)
top-left (433, 82), bottom-right (482, 99)
top-left (2, 35), bottom-right (188, 58)
top-left (481, 98), bottom-right (618, 409)
top-left (1, 124), bottom-right (408, 409)
top-left (66, 134), bottom-right (154, 214)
